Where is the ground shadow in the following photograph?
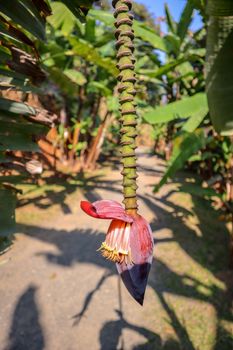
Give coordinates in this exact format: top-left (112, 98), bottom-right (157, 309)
top-left (144, 190), bottom-right (233, 349)
top-left (5, 285), bottom-right (45, 350)
top-left (72, 270), bottom-right (113, 326)
top-left (99, 278), bottom-right (182, 350)
top-left (99, 309), bottom-right (160, 350)
top-left (14, 163), bottom-right (233, 349)
top-left (18, 173), bottom-right (120, 215)
top-left (143, 192), bottom-right (230, 275)
top-left (16, 224), bottom-right (115, 271)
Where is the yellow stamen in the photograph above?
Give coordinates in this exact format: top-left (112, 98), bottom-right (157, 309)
top-left (97, 242), bottom-right (133, 264)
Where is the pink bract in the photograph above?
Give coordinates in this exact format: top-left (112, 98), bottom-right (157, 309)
top-left (80, 199), bottom-right (154, 305)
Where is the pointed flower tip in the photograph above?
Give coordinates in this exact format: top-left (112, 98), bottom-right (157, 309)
top-left (134, 293), bottom-right (144, 306)
top-left (116, 216), bottom-right (154, 305)
top-left (138, 298), bottom-right (144, 306)
top-left (117, 261), bottom-right (152, 306)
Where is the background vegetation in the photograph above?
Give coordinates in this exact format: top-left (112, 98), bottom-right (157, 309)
top-left (0, 1), bottom-right (232, 349)
top-left (0, 0), bottom-right (232, 261)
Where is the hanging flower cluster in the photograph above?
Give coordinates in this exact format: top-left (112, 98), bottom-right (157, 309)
top-left (80, 0), bottom-right (154, 305)
top-left (81, 199), bottom-right (153, 305)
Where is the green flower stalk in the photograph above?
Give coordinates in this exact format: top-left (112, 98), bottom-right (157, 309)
top-left (112, 0), bottom-right (138, 213)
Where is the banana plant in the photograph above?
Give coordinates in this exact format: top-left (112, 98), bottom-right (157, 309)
top-left (142, 0), bottom-right (233, 212)
top-left (138, 0), bottom-right (206, 90)
top-left (0, 0), bottom-right (95, 240)
top-left (0, 0), bottom-right (51, 240)
top-left (144, 93), bottom-right (209, 191)
top-left (37, 1), bottom-right (119, 171)
top-left (39, 0), bottom-right (174, 172)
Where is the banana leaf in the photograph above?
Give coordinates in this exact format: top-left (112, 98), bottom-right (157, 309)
top-left (206, 0), bottom-right (233, 135)
top-left (177, 1), bottom-right (194, 42)
top-left (143, 93), bottom-right (208, 125)
top-left (165, 3), bottom-right (177, 34)
top-left (89, 9), bottom-right (168, 52)
top-left (0, 188), bottom-right (16, 237)
top-left (0, 0), bottom-right (51, 40)
top-left (154, 130), bottom-right (206, 192)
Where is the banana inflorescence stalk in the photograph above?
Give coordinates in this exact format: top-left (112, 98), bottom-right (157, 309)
top-left (112, 0), bottom-right (138, 213)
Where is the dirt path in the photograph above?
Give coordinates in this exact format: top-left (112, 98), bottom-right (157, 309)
top-left (0, 150), bottom-right (232, 350)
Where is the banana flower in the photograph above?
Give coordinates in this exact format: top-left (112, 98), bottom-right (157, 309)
top-left (81, 200), bottom-right (153, 305)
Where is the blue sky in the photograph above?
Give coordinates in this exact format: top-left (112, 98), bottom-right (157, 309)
top-left (138, 0), bottom-right (203, 32)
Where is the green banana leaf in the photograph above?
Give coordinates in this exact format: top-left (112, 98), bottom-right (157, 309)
top-left (64, 69), bottom-right (87, 86)
top-left (143, 93), bottom-right (208, 125)
top-left (165, 3), bottom-right (177, 34)
top-left (46, 67), bottom-right (79, 96)
top-left (48, 2), bottom-right (78, 35)
top-left (89, 9), bottom-right (168, 52)
top-left (0, 0), bottom-right (51, 40)
top-left (179, 183), bottom-right (222, 199)
top-left (59, 0), bottom-right (94, 22)
top-left (68, 37), bottom-right (118, 76)
top-left (0, 188), bottom-right (16, 237)
top-left (206, 0), bottom-right (233, 135)
top-left (177, 1), bottom-right (194, 42)
top-left (154, 130), bottom-right (206, 192)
